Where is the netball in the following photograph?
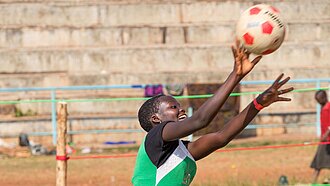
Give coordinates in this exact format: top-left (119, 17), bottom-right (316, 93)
top-left (236, 4), bottom-right (286, 55)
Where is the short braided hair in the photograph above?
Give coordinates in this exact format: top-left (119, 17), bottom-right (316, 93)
top-left (138, 94), bottom-right (165, 132)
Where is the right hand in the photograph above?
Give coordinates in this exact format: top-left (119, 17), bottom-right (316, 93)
top-left (231, 39), bottom-right (262, 78)
top-left (256, 73), bottom-right (294, 108)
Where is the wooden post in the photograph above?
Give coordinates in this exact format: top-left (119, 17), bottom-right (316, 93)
top-left (56, 102), bottom-right (68, 186)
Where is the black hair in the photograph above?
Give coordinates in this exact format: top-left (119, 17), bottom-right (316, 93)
top-left (138, 94), bottom-right (165, 132)
top-left (315, 90), bottom-right (328, 105)
top-left (315, 90), bottom-right (326, 97)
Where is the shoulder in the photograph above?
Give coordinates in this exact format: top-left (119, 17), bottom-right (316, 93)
top-left (145, 121), bottom-right (180, 167)
top-left (146, 121), bottom-right (172, 140)
top-left (326, 102), bottom-right (330, 107)
top-left (323, 102), bottom-right (330, 110)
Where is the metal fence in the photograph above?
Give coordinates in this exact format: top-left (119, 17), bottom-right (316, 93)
top-left (0, 78), bottom-right (329, 145)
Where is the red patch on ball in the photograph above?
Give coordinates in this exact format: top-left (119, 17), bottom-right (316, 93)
top-left (262, 21), bottom-right (273, 34)
top-left (243, 33), bottom-right (254, 45)
top-left (249, 7), bottom-right (261, 15)
top-left (270, 6), bottom-right (279, 13)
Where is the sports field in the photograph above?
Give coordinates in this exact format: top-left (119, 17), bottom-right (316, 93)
top-left (1, 134), bottom-right (330, 186)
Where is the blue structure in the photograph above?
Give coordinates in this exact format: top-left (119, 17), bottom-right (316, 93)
top-left (0, 79), bottom-right (329, 145)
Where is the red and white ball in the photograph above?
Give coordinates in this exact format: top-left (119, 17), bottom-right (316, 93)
top-left (236, 4), bottom-right (286, 55)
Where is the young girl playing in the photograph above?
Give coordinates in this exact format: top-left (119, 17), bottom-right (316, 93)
top-left (132, 40), bottom-right (294, 185)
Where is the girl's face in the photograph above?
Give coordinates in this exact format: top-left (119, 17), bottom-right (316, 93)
top-left (155, 96), bottom-right (187, 123)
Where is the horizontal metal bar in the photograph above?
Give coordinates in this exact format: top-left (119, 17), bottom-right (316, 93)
top-left (245, 123), bottom-right (315, 129)
top-left (0, 84), bottom-right (145, 92)
top-left (0, 79), bottom-right (329, 93)
top-left (0, 116), bottom-right (137, 124)
top-left (240, 78), bottom-right (330, 85)
top-left (67, 129), bottom-right (144, 135)
top-left (0, 123), bottom-right (315, 138)
top-left (0, 129), bottom-right (145, 137)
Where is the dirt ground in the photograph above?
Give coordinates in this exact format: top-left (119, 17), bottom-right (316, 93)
top-left (1, 133), bottom-right (330, 186)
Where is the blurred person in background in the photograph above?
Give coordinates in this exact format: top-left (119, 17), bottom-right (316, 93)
top-left (311, 90), bottom-right (330, 183)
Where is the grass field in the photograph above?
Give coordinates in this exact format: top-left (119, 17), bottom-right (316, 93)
top-left (2, 134), bottom-right (330, 186)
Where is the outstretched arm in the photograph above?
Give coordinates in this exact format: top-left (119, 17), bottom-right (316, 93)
top-left (162, 41), bottom-right (262, 141)
top-left (187, 73), bottom-right (294, 160)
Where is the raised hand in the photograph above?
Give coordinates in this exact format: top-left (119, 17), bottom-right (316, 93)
top-left (256, 73), bottom-right (294, 107)
top-left (231, 39), bottom-right (262, 78)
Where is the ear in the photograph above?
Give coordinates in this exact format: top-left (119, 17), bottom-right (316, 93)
top-left (151, 114), bottom-right (161, 125)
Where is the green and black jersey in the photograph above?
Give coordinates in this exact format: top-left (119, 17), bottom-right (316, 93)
top-left (132, 121), bottom-right (197, 186)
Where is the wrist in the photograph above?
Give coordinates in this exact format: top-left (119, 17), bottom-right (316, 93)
top-left (253, 98), bottom-right (264, 111)
top-left (229, 71), bottom-right (243, 83)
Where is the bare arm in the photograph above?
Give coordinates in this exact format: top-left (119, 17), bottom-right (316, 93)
top-left (187, 74), bottom-right (294, 160)
top-left (321, 127), bottom-right (330, 142)
top-left (162, 41), bottom-right (262, 141)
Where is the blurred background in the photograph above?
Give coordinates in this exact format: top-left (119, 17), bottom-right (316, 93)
top-left (0, 0), bottom-right (329, 185)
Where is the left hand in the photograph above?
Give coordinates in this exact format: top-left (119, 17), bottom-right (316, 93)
top-left (256, 73), bottom-right (294, 107)
top-left (231, 39), bottom-right (262, 78)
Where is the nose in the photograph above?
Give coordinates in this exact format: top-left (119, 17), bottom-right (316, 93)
top-left (179, 108), bottom-right (185, 114)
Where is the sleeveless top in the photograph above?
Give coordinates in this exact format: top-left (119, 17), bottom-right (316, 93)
top-left (132, 121), bottom-right (196, 185)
